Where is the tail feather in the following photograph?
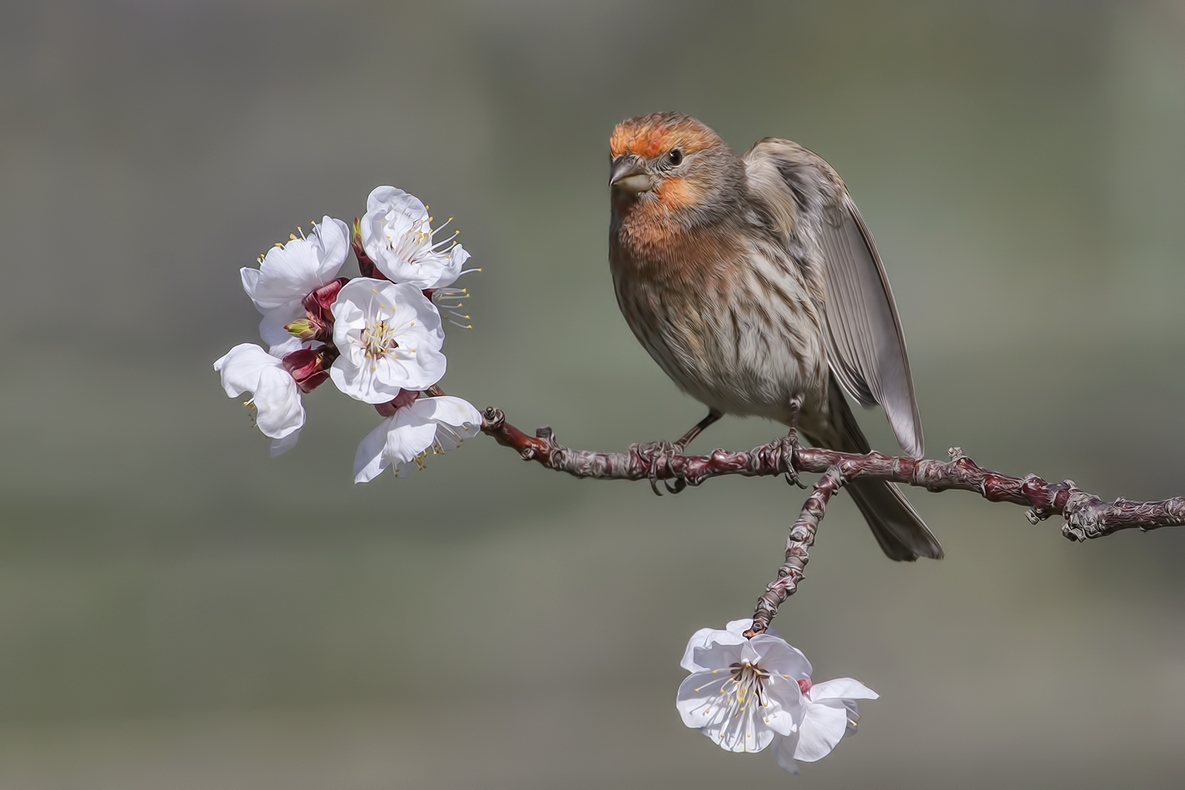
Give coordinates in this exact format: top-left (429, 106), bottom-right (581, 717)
top-left (848, 476), bottom-right (943, 561)
top-left (808, 378), bottom-right (944, 562)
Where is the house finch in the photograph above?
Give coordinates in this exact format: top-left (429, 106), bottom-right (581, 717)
top-left (608, 111), bottom-right (942, 561)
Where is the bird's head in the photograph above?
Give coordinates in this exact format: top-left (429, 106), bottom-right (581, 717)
top-left (608, 112), bottom-right (739, 218)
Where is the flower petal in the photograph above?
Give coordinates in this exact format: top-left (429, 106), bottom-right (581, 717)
top-left (214, 343), bottom-right (279, 397)
top-left (748, 636), bottom-right (813, 681)
top-left (387, 285), bottom-right (446, 344)
top-left (433, 243), bottom-right (471, 289)
top-left (724, 619), bottom-right (754, 636)
top-left (794, 699), bottom-right (851, 763)
top-left (808, 678), bottom-right (878, 702)
top-left (353, 417), bottom-right (394, 483)
top-left (408, 396), bottom-right (483, 451)
top-left (313, 216), bottom-right (351, 279)
top-left (676, 670), bottom-right (732, 729)
top-left (270, 429), bottom-right (301, 458)
top-left (387, 406), bottom-right (444, 463)
top-left (772, 733), bottom-right (802, 775)
top-left (258, 300), bottom-right (306, 358)
top-left (366, 186), bottom-right (428, 229)
top-left (680, 625), bottom-right (746, 673)
top-left (251, 366), bottom-right (304, 439)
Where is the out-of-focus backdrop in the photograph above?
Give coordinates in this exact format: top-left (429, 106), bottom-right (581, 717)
top-left (3, 1), bottom-right (1185, 787)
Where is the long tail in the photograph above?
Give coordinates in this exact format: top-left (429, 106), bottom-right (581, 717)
top-left (806, 380), bottom-right (944, 562)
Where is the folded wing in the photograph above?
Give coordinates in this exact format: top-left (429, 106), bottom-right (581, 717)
top-left (744, 139), bottom-right (923, 458)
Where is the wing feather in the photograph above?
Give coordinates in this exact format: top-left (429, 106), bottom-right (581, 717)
top-left (744, 139), bottom-right (923, 457)
top-left (819, 198), bottom-right (922, 457)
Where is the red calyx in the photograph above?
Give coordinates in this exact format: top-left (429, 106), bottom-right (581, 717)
top-left (302, 277), bottom-right (348, 323)
top-left (375, 388), bottom-right (420, 417)
top-left (282, 347), bottom-right (332, 393)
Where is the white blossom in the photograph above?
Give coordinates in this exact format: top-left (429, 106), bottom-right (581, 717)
top-left (240, 216), bottom-right (349, 356)
top-left (353, 395), bottom-right (482, 482)
top-left (329, 278), bottom-right (446, 404)
top-left (676, 619), bottom-right (809, 753)
top-left (360, 186), bottom-right (470, 289)
top-left (772, 677), bottom-right (878, 774)
top-left (240, 216), bottom-right (350, 312)
top-left (677, 619), bottom-right (879, 773)
top-left (213, 343), bottom-right (305, 457)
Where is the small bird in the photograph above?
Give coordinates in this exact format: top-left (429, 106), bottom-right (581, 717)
top-left (607, 111), bottom-right (942, 561)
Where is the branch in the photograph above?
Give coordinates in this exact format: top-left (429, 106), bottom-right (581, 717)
top-left (481, 406), bottom-right (1185, 539)
top-left (480, 406), bottom-right (1185, 631)
top-left (747, 464), bottom-right (842, 635)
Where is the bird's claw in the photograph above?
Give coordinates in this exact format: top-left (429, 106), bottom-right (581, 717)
top-left (630, 441), bottom-right (686, 496)
top-left (778, 432), bottom-right (805, 488)
top-left (664, 477), bottom-right (687, 495)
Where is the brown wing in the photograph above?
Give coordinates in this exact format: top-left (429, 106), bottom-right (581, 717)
top-left (744, 138), bottom-right (923, 458)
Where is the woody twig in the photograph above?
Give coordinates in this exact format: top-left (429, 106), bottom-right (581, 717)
top-left (480, 406), bottom-right (1185, 630)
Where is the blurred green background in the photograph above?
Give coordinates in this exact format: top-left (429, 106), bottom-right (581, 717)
top-left (3, 0), bottom-right (1185, 787)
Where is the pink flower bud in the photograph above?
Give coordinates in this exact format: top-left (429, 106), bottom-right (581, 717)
top-left (284, 317), bottom-right (326, 342)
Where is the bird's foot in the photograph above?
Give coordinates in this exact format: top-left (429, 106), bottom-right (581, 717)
top-left (630, 440), bottom-right (687, 495)
top-left (776, 431), bottom-right (806, 488)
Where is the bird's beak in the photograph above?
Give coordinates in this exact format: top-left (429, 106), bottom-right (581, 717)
top-left (609, 155), bottom-right (655, 193)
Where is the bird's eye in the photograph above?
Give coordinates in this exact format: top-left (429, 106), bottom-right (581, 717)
top-left (667, 149), bottom-right (683, 166)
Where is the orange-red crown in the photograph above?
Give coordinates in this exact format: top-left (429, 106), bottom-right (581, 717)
top-left (609, 112), bottom-right (721, 160)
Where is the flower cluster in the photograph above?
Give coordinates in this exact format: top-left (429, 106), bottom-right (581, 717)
top-left (676, 619), bottom-right (877, 775)
top-left (214, 187), bottom-right (481, 480)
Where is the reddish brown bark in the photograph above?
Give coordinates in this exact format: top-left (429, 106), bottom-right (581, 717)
top-left (480, 406), bottom-right (1185, 632)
